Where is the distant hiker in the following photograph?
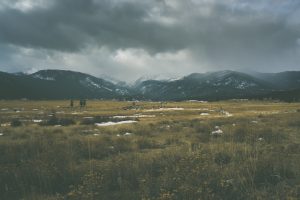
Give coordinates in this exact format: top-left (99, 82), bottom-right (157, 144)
top-left (70, 99), bottom-right (74, 108)
top-left (80, 99), bottom-right (86, 108)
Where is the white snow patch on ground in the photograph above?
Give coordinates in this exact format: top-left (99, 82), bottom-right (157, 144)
top-left (95, 120), bottom-right (137, 127)
top-left (116, 132), bottom-right (134, 136)
top-left (220, 110), bottom-right (233, 117)
top-left (147, 108), bottom-right (185, 111)
top-left (186, 108), bottom-right (209, 111)
top-left (134, 114), bottom-right (156, 118)
top-left (145, 108), bottom-right (206, 112)
top-left (211, 126), bottom-right (223, 136)
top-left (258, 137), bottom-right (264, 141)
top-left (200, 113), bottom-right (210, 116)
top-left (83, 117), bottom-right (94, 119)
top-left (252, 111), bottom-right (280, 115)
top-left (225, 112), bottom-right (233, 117)
top-left (124, 132), bottom-right (133, 136)
top-left (33, 119), bottom-right (43, 123)
top-left (187, 100), bottom-right (208, 103)
top-left (145, 108), bottom-right (211, 112)
top-left (211, 129), bottom-right (223, 136)
top-left (71, 112), bottom-right (82, 115)
top-left (113, 114), bottom-right (155, 118)
top-left (82, 130), bottom-right (94, 133)
top-left (113, 116), bottom-right (134, 119)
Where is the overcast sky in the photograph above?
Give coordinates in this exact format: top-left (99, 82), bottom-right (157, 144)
top-left (0, 0), bottom-right (300, 81)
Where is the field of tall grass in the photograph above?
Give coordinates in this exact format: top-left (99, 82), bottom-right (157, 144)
top-left (0, 100), bottom-right (300, 199)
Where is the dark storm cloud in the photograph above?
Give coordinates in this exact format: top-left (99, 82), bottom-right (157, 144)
top-left (0, 0), bottom-right (300, 80)
top-left (0, 0), bottom-right (299, 53)
top-left (190, 2), bottom-right (300, 64)
top-left (0, 0), bottom-right (187, 52)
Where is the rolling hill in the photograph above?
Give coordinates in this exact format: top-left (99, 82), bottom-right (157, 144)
top-left (0, 69), bottom-right (299, 101)
top-left (133, 71), bottom-right (274, 100)
top-left (0, 70), bottom-right (130, 100)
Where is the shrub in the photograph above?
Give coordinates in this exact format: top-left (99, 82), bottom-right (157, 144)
top-left (40, 116), bottom-right (75, 126)
top-left (136, 138), bottom-right (159, 149)
top-left (67, 172), bottom-right (105, 200)
top-left (254, 162), bottom-right (281, 186)
top-left (165, 137), bottom-right (181, 145)
top-left (113, 138), bottom-right (133, 153)
top-left (288, 119), bottom-right (300, 127)
top-left (80, 117), bottom-right (95, 125)
top-left (195, 123), bottom-right (210, 133)
top-left (256, 128), bottom-right (286, 143)
top-left (253, 156), bottom-right (295, 187)
top-left (196, 132), bottom-right (210, 143)
top-left (285, 143), bottom-right (300, 154)
top-left (11, 119), bottom-right (22, 127)
top-left (40, 115), bottom-right (58, 126)
top-left (59, 118), bottom-right (76, 126)
top-left (233, 127), bottom-right (247, 142)
top-left (214, 152), bottom-right (231, 166)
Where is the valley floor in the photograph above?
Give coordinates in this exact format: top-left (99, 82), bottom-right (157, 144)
top-left (0, 100), bottom-right (300, 199)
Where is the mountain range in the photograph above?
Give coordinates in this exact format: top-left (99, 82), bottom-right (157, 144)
top-left (0, 69), bottom-right (300, 101)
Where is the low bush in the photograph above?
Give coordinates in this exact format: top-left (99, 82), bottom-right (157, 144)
top-left (214, 152), bottom-right (231, 166)
top-left (11, 119), bottom-right (22, 127)
top-left (136, 138), bottom-right (160, 149)
top-left (233, 127), bottom-right (248, 142)
top-left (40, 116), bottom-right (75, 126)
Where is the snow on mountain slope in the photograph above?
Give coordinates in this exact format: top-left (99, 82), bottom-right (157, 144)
top-left (32, 74), bottom-right (56, 81)
top-left (1, 69), bottom-right (300, 101)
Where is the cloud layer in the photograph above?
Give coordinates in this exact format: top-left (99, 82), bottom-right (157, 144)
top-left (1, 0), bottom-right (300, 81)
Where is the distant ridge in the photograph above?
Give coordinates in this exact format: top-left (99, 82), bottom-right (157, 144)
top-left (0, 69), bottom-right (300, 101)
top-left (0, 70), bottom-right (130, 100)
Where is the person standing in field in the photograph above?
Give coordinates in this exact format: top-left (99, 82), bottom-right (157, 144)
top-left (79, 99), bottom-right (87, 108)
top-left (70, 99), bottom-right (74, 108)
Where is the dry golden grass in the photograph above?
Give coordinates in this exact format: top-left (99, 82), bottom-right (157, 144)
top-left (0, 100), bottom-right (300, 199)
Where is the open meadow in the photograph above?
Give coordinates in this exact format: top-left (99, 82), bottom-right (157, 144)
top-left (1, 100), bottom-right (300, 199)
